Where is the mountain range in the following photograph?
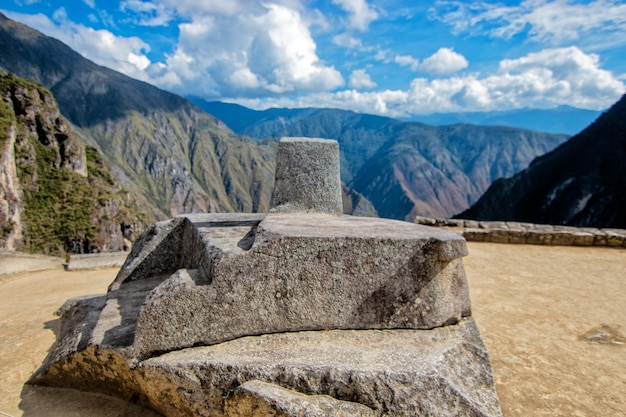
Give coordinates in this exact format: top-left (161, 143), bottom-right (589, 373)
top-left (191, 99), bottom-right (569, 219)
top-left (195, 100), bottom-right (602, 136)
top-left (3, 11), bottom-right (617, 255)
top-left (405, 106), bottom-right (602, 135)
top-left (0, 12), bottom-right (276, 222)
top-left (459, 93), bottom-right (626, 228)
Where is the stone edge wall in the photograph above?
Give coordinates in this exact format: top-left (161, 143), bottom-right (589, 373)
top-left (414, 217), bottom-right (626, 248)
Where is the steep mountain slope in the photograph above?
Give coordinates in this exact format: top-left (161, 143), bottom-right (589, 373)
top-left (195, 100), bottom-right (569, 220)
top-left (0, 13), bottom-right (275, 219)
top-left (350, 123), bottom-right (568, 219)
top-left (189, 100), bottom-right (403, 182)
top-left (0, 72), bottom-right (150, 254)
top-left (459, 94), bottom-right (626, 228)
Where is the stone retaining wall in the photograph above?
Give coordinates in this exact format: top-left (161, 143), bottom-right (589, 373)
top-left (414, 217), bottom-right (626, 248)
top-left (65, 251), bottom-right (129, 271)
top-left (0, 250), bottom-right (64, 277)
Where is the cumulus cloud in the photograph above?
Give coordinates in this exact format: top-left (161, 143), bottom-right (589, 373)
top-left (331, 0), bottom-right (378, 31)
top-left (405, 46), bottom-right (624, 112)
top-left (237, 46), bottom-right (625, 117)
top-left (4, 9), bottom-right (153, 82)
top-left (151, 3), bottom-right (344, 96)
top-left (433, 0), bottom-right (626, 46)
top-left (419, 47), bottom-right (468, 75)
top-left (410, 46), bottom-right (624, 112)
top-left (6, 1), bottom-right (623, 117)
top-left (394, 54), bottom-right (420, 71)
top-left (6, 3), bottom-right (344, 98)
top-left (349, 69), bottom-right (376, 89)
top-left (394, 48), bottom-right (468, 75)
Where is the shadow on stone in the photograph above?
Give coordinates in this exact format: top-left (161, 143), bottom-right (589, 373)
top-left (27, 137), bottom-right (502, 417)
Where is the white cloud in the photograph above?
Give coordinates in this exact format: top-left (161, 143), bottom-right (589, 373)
top-left (120, 0), bottom-right (174, 26)
top-left (5, 2), bottom-right (623, 117)
top-left (235, 46), bottom-right (625, 117)
top-left (434, 0), bottom-right (626, 46)
top-left (82, 0), bottom-right (96, 8)
top-left (332, 33), bottom-right (363, 49)
top-left (349, 69), bottom-right (376, 89)
top-left (150, 0), bottom-right (305, 19)
top-left (5, 3), bottom-right (343, 98)
top-left (235, 89), bottom-right (410, 117)
top-left (393, 48), bottom-right (467, 75)
top-left (331, 0), bottom-right (378, 31)
top-left (418, 47), bottom-right (468, 75)
top-left (4, 9), bottom-right (153, 82)
top-left (409, 46), bottom-right (625, 112)
top-left (394, 54), bottom-right (420, 71)
top-left (153, 3), bottom-right (344, 96)
top-left (407, 46), bottom-right (624, 112)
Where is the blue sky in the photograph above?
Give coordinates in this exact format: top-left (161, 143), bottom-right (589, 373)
top-left (3, 0), bottom-right (626, 117)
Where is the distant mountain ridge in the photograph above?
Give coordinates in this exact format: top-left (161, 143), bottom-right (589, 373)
top-left (0, 12), bottom-right (587, 229)
top-left (192, 99), bottom-right (570, 219)
top-left (459, 93), bottom-right (626, 228)
top-left (406, 106), bottom-right (603, 135)
top-left (190, 100), bottom-right (601, 136)
top-left (0, 12), bottom-right (276, 220)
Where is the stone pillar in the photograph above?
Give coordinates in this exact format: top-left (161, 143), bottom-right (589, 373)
top-left (270, 137), bottom-right (342, 215)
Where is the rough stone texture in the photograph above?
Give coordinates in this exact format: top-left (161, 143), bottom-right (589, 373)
top-left (488, 229), bottom-right (509, 244)
top-left (572, 232), bottom-right (595, 246)
top-left (271, 138), bottom-right (342, 215)
top-left (506, 229), bottom-right (527, 244)
top-left (461, 228), bottom-right (489, 242)
top-left (33, 317), bottom-right (501, 417)
top-left (30, 138), bottom-right (501, 416)
top-left (525, 230), bottom-right (553, 245)
top-left (133, 212), bottom-right (470, 359)
top-left (29, 211), bottom-right (502, 417)
top-left (416, 216), bottom-right (626, 247)
top-left (479, 221), bottom-right (507, 229)
top-left (603, 229), bottom-right (626, 247)
top-left (138, 319), bottom-right (500, 417)
top-left (0, 124), bottom-right (23, 250)
top-left (551, 231), bottom-right (575, 246)
top-left (65, 251), bottom-right (129, 271)
top-left (224, 380), bottom-right (376, 417)
top-left (0, 250), bottom-right (62, 276)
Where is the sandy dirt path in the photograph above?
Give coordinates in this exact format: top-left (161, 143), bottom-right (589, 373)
top-left (0, 242), bottom-right (624, 416)
top-left (464, 243), bottom-right (626, 417)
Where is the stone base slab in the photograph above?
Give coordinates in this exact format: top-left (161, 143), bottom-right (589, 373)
top-left (32, 318), bottom-right (502, 417)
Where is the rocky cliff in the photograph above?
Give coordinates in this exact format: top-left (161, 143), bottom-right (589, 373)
top-left (460, 93), bottom-right (626, 228)
top-left (0, 72), bottom-right (150, 254)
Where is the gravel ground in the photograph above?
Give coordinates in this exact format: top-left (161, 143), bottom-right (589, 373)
top-left (0, 242), bottom-right (624, 417)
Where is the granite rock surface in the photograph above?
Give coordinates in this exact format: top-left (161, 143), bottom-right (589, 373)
top-left (30, 137), bottom-right (501, 416)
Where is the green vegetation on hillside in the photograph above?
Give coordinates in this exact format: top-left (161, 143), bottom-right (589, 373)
top-left (18, 137), bottom-right (94, 253)
top-left (0, 97), bottom-right (14, 147)
top-left (16, 138), bottom-right (146, 254)
top-left (1, 72), bottom-right (151, 255)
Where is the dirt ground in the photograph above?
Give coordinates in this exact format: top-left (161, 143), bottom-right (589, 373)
top-left (0, 242), bottom-right (624, 417)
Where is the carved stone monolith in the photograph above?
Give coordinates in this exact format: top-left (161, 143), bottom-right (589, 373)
top-left (30, 137), bottom-right (503, 417)
top-left (271, 137), bottom-right (342, 214)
